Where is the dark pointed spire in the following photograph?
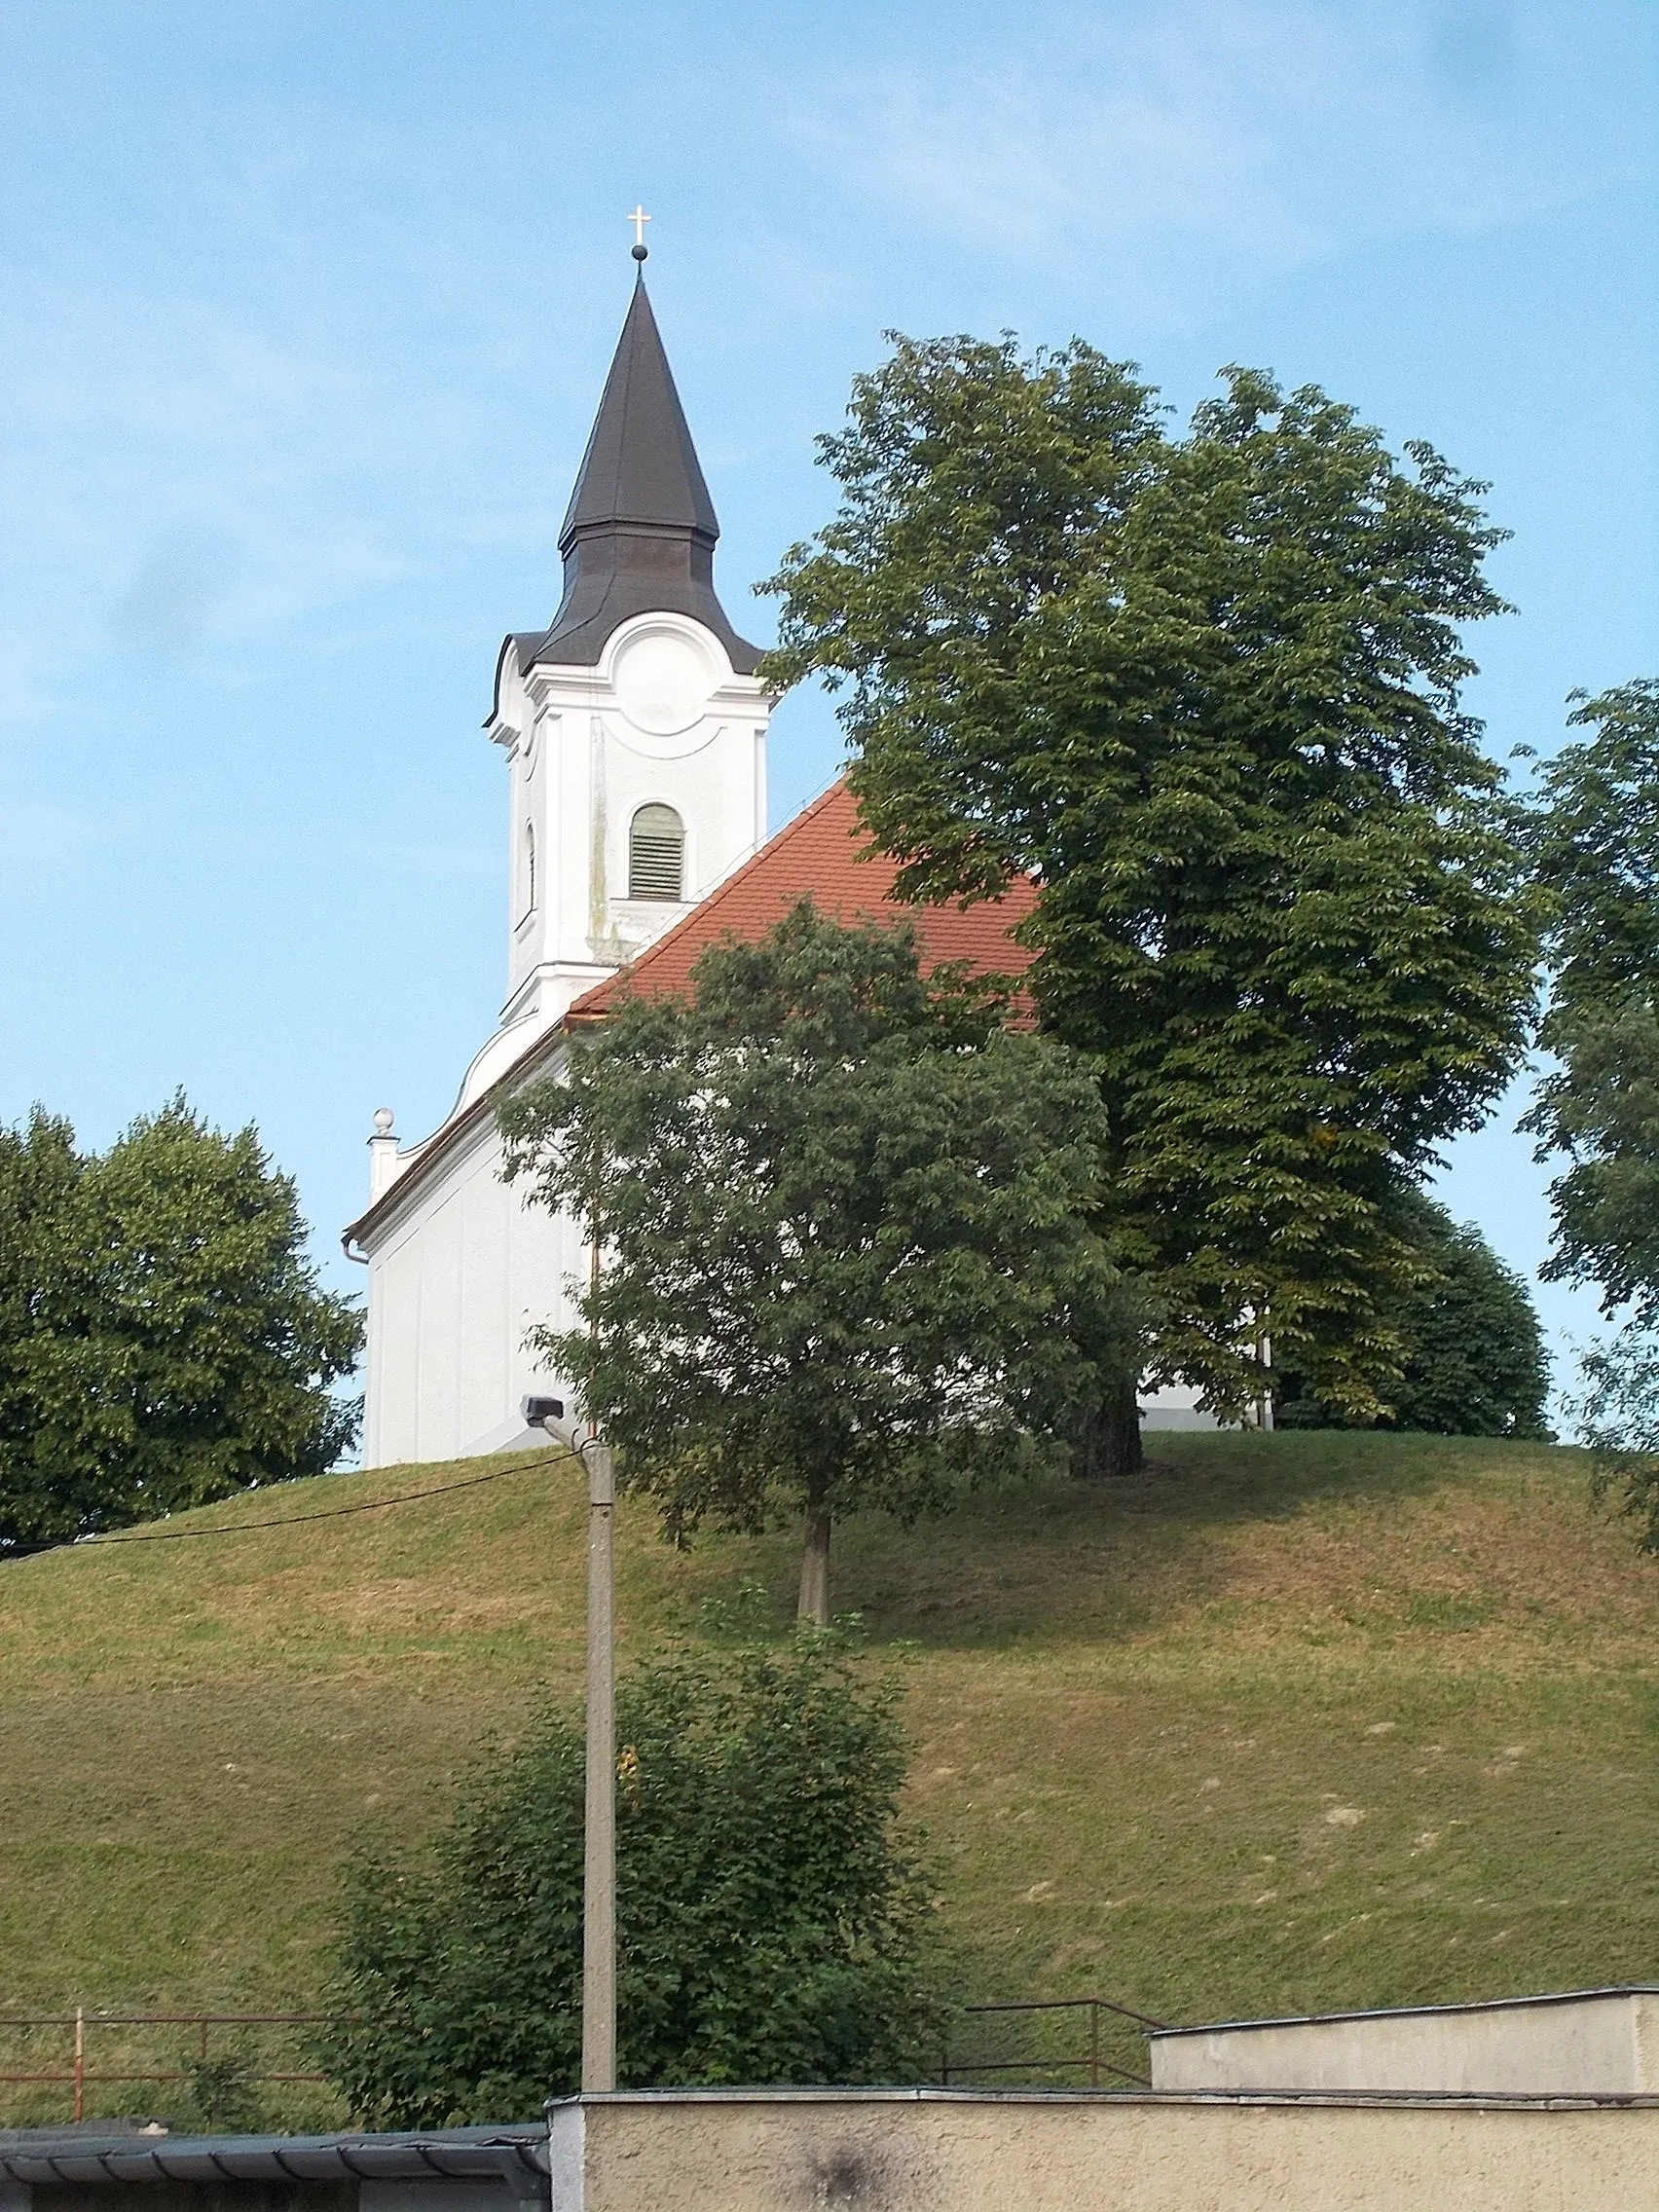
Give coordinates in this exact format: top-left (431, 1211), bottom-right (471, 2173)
top-left (559, 277), bottom-right (719, 548)
top-left (516, 274), bottom-right (760, 674)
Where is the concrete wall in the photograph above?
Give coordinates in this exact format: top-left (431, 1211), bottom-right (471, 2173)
top-left (1151, 1990), bottom-right (1659, 2096)
top-left (550, 2089), bottom-right (1659, 2212)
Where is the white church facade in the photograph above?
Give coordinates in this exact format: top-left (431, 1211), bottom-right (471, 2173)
top-left (345, 269), bottom-right (777, 1467)
top-left (345, 265), bottom-right (1208, 1468)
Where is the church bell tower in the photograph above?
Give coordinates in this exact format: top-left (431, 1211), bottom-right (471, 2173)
top-left (483, 256), bottom-right (770, 1034)
top-left (349, 236), bottom-right (775, 1471)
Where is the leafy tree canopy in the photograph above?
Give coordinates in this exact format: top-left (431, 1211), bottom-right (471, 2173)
top-left (498, 902), bottom-right (1137, 1620)
top-left (1524, 680), bottom-right (1659, 1320)
top-left (1571, 1323), bottom-right (1659, 1550)
top-left (1523, 680), bottom-right (1659, 1537)
top-left (317, 1635), bottom-right (946, 2121)
top-left (0, 1096), bottom-right (362, 1553)
top-left (1276, 1190), bottom-right (1550, 1439)
top-left (763, 335), bottom-right (1540, 1425)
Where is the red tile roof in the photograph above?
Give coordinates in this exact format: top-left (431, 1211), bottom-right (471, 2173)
top-left (568, 779), bottom-right (1037, 1018)
top-left (344, 781), bottom-right (1037, 1249)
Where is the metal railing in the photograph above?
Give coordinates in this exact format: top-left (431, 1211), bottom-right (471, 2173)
top-left (0, 2009), bottom-right (338, 2122)
top-left (940, 1997), bottom-right (1169, 2089)
top-left (3, 1996), bottom-right (1169, 2123)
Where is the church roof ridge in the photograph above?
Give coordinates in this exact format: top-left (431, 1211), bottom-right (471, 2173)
top-left (343, 784), bottom-right (1037, 1253)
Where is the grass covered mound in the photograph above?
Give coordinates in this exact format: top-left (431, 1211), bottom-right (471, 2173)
top-left (1, 1430), bottom-right (1656, 2104)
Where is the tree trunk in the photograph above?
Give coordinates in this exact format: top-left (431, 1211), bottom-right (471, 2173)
top-left (1097, 1405), bottom-right (1145, 1479)
top-left (1079, 1371), bottom-right (1145, 1480)
top-left (797, 1497), bottom-right (832, 1628)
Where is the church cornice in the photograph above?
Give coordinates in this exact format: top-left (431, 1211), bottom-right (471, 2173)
top-left (342, 1021), bottom-right (568, 1254)
top-left (487, 608), bottom-right (773, 739)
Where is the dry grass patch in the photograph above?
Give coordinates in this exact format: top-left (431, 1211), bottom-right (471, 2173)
top-left (2, 1429), bottom-right (1658, 2110)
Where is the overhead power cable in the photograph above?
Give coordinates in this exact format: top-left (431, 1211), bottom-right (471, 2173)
top-left (3, 1449), bottom-right (577, 1560)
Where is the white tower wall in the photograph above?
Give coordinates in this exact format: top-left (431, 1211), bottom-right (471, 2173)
top-left (491, 610), bottom-right (769, 1032)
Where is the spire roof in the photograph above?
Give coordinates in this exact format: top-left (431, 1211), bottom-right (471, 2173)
top-left (558, 277), bottom-right (720, 548)
top-left (511, 274), bottom-right (761, 675)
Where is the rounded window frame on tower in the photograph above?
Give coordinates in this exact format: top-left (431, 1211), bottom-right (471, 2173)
top-left (627, 803), bottom-right (685, 902)
top-left (519, 820), bottom-right (537, 924)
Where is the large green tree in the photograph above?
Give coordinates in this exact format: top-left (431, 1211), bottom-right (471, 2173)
top-left (318, 1636), bottom-right (945, 2119)
top-left (764, 336), bottom-right (1540, 1434)
top-left (1275, 1190), bottom-right (1550, 1439)
top-left (0, 1110), bottom-right (121, 1545)
top-left (1525, 681), bottom-right (1659, 1315)
top-left (499, 901), bottom-right (1136, 1622)
top-left (0, 1097), bottom-right (362, 1553)
top-left (1524, 680), bottom-right (1659, 1530)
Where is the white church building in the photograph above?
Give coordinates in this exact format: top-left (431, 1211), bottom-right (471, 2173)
top-left (345, 265), bottom-right (1207, 1468)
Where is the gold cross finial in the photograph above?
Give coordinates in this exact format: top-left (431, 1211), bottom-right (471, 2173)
top-left (626, 204), bottom-right (651, 256)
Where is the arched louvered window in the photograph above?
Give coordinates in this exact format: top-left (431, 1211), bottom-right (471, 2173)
top-left (628, 803), bottom-right (684, 901)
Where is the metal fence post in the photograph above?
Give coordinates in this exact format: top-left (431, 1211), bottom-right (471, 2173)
top-left (0, 2009), bottom-right (352, 2120)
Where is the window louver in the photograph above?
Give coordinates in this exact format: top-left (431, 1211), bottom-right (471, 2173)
top-left (628, 804), bottom-right (684, 901)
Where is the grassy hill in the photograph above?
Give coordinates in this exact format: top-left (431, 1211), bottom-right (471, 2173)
top-left (3, 1429), bottom-right (1659, 2111)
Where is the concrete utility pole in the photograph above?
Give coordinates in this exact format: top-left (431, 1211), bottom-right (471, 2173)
top-left (580, 1427), bottom-right (616, 2091)
top-left (524, 1397), bottom-right (616, 2092)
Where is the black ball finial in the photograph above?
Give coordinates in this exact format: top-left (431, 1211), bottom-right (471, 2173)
top-left (632, 242), bottom-right (648, 263)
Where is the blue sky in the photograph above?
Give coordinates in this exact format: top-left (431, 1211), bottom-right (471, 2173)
top-left (0, 0), bottom-right (1653, 1412)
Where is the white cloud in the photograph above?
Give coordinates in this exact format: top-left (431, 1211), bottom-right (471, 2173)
top-left (783, 0), bottom-right (1645, 317)
top-left (0, 268), bottom-right (478, 727)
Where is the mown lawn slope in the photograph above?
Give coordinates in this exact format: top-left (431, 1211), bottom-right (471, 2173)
top-left (2, 1431), bottom-right (1657, 2101)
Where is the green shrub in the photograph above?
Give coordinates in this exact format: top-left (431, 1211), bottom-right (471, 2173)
top-left (317, 1637), bottom-right (946, 2123)
top-left (178, 2050), bottom-right (267, 2134)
